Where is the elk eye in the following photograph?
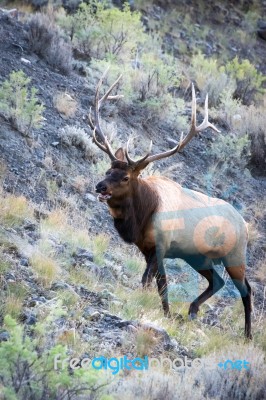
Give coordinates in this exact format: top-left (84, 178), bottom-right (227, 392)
top-left (122, 176), bottom-right (129, 182)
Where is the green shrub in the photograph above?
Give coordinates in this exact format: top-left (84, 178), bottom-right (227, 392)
top-left (190, 52), bottom-right (235, 107)
top-left (191, 53), bottom-right (265, 106)
top-left (0, 315), bottom-right (108, 400)
top-left (224, 56), bottom-right (266, 104)
top-left (207, 133), bottom-right (250, 169)
top-left (130, 52), bottom-right (181, 100)
top-left (58, 1), bottom-right (145, 61)
top-left (90, 57), bottom-right (188, 129)
top-left (0, 70), bottom-right (44, 136)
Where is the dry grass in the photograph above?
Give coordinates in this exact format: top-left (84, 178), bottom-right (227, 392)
top-left (92, 233), bottom-right (110, 265)
top-left (0, 190), bottom-right (34, 228)
top-left (30, 251), bottom-right (61, 287)
top-left (111, 286), bottom-right (161, 321)
top-left (135, 327), bottom-right (159, 357)
top-left (68, 265), bottom-right (98, 289)
top-left (40, 208), bottom-right (91, 252)
top-left (53, 92), bottom-right (77, 118)
top-left (1, 283), bottom-right (28, 320)
top-left (3, 294), bottom-right (24, 319)
top-left (0, 250), bottom-right (10, 277)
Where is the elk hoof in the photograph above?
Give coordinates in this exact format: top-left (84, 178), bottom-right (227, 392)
top-left (188, 313), bottom-right (197, 320)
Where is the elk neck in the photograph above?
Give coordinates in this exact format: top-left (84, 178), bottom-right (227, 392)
top-left (108, 178), bottom-right (160, 244)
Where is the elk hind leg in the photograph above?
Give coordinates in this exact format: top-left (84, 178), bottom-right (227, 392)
top-left (225, 264), bottom-right (252, 339)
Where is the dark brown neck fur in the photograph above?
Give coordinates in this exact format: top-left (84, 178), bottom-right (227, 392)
top-left (109, 179), bottom-right (159, 244)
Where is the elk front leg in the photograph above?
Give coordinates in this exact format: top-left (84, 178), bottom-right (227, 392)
top-left (141, 250), bottom-right (170, 317)
top-left (141, 250), bottom-right (157, 288)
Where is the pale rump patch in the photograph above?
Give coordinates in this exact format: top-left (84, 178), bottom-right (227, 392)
top-left (193, 216), bottom-right (237, 258)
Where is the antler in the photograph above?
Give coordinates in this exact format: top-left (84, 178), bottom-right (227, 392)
top-left (89, 68), bottom-right (123, 161)
top-left (126, 83), bottom-right (220, 168)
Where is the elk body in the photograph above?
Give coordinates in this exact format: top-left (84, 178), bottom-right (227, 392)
top-left (89, 71), bottom-right (252, 339)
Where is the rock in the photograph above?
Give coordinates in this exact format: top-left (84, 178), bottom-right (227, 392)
top-left (20, 258), bottom-right (29, 267)
top-left (258, 21), bottom-right (266, 40)
top-left (0, 331), bottom-right (10, 342)
top-left (6, 272), bottom-right (16, 281)
top-left (28, 296), bottom-right (47, 307)
top-left (28, 299), bottom-right (37, 307)
top-left (110, 300), bottom-right (124, 307)
top-left (22, 311), bottom-right (37, 325)
top-left (100, 289), bottom-right (117, 300)
top-left (127, 324), bottom-right (138, 333)
top-left (114, 319), bottom-right (133, 329)
top-left (23, 221), bottom-right (37, 231)
top-left (140, 322), bottom-right (172, 347)
top-left (84, 261), bottom-right (100, 276)
top-left (89, 311), bottom-right (101, 321)
top-left (84, 193), bottom-right (97, 203)
top-left (75, 248), bottom-right (94, 262)
top-left (99, 266), bottom-right (115, 283)
top-left (83, 309), bottom-right (101, 321)
top-left (51, 281), bottom-right (70, 290)
top-left (21, 57), bottom-right (31, 64)
top-left (0, 8), bottom-right (18, 18)
top-left (166, 137), bottom-right (178, 147)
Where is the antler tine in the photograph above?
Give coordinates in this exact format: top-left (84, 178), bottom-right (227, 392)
top-left (125, 139), bottom-right (153, 167)
top-left (178, 85), bottom-right (220, 151)
top-left (99, 74), bottom-right (123, 107)
top-left (136, 83), bottom-right (220, 166)
top-left (90, 68), bottom-right (123, 161)
top-left (196, 93), bottom-right (221, 133)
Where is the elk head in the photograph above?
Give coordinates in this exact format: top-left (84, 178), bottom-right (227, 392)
top-left (89, 69), bottom-right (220, 204)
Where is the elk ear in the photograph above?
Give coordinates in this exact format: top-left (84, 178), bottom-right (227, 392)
top-left (114, 147), bottom-right (126, 162)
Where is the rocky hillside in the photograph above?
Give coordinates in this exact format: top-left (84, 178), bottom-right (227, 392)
top-left (0, 1), bottom-right (265, 399)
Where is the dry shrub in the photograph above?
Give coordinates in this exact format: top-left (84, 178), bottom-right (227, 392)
top-left (53, 93), bottom-right (77, 118)
top-left (235, 104), bottom-right (266, 175)
top-left (108, 370), bottom-right (204, 400)
top-left (108, 344), bottom-right (266, 400)
top-left (199, 344), bottom-right (266, 400)
top-left (211, 97), bottom-right (266, 175)
top-left (247, 221), bottom-right (263, 247)
top-left (254, 259), bottom-right (266, 283)
top-left (60, 125), bottom-right (99, 160)
top-left (71, 175), bottom-right (89, 194)
top-left (27, 13), bottom-right (72, 75)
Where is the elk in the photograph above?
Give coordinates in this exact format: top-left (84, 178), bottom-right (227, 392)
top-left (89, 71), bottom-right (252, 339)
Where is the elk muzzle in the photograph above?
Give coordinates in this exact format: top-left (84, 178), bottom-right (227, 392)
top-left (95, 181), bottom-right (112, 202)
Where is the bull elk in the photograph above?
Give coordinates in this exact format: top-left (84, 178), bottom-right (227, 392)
top-left (89, 71), bottom-right (252, 339)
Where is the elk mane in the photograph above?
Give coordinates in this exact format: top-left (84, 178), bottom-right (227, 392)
top-left (113, 179), bottom-right (159, 244)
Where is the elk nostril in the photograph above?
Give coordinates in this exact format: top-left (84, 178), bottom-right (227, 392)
top-left (96, 183), bottom-right (107, 193)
